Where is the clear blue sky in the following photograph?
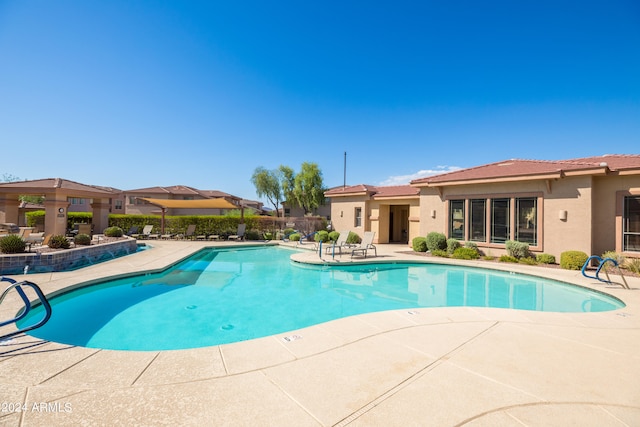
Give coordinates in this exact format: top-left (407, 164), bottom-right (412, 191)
top-left (1, 1), bottom-right (639, 205)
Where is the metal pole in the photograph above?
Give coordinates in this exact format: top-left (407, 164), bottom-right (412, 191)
top-left (343, 151), bottom-right (347, 189)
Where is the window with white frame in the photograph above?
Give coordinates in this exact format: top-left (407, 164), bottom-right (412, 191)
top-left (355, 207), bottom-right (362, 227)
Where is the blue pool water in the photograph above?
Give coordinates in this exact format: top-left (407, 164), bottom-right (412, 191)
top-left (19, 246), bottom-right (624, 351)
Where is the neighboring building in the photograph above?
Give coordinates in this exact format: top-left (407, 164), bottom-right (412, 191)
top-left (326, 154), bottom-right (640, 259)
top-left (67, 186), bottom-right (125, 214)
top-left (123, 185), bottom-right (261, 215)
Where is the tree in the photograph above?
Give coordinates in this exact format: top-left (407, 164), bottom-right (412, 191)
top-left (281, 162), bottom-right (326, 215)
top-left (251, 167), bottom-right (284, 217)
top-left (279, 165), bottom-right (295, 208)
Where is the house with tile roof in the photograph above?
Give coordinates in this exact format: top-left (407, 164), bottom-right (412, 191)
top-left (325, 184), bottom-right (420, 244)
top-left (123, 185), bottom-right (262, 215)
top-left (326, 154), bottom-right (640, 259)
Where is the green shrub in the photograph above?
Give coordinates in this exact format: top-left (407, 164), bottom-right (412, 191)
top-left (289, 233), bottom-right (301, 241)
top-left (328, 231), bottom-right (340, 242)
top-left (505, 240), bottom-right (529, 259)
top-left (283, 228), bottom-right (295, 237)
top-left (451, 247), bottom-right (479, 260)
top-left (0, 235), bottom-right (26, 254)
top-left (104, 226), bottom-right (124, 237)
top-left (426, 232), bottom-right (447, 252)
top-left (346, 232), bottom-right (361, 244)
top-left (602, 250), bottom-right (624, 265)
top-left (431, 249), bottom-right (448, 257)
top-left (560, 250), bottom-right (588, 270)
top-left (49, 235), bottom-right (71, 249)
top-left (536, 253), bottom-right (556, 264)
top-left (412, 237), bottom-right (427, 252)
top-left (519, 257), bottom-right (538, 265)
top-left (446, 238), bottom-right (461, 254)
top-left (482, 255), bottom-right (497, 261)
top-left (464, 241), bottom-right (478, 251)
top-left (625, 258), bottom-right (640, 274)
top-left (245, 230), bottom-right (262, 240)
top-left (499, 255), bottom-right (519, 263)
top-left (74, 233), bottom-right (92, 245)
top-left (314, 230), bottom-right (330, 243)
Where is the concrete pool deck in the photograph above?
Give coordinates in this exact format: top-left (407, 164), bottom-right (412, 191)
top-left (0, 240), bottom-right (639, 426)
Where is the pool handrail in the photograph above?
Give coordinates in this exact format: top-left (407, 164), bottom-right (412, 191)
top-left (581, 256), bottom-right (630, 289)
top-left (0, 277), bottom-right (53, 340)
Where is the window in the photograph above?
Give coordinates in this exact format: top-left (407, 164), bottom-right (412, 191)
top-left (355, 207), bottom-right (362, 227)
top-left (623, 196), bottom-right (640, 252)
top-left (69, 198), bottom-right (84, 205)
top-left (516, 198), bottom-right (537, 245)
top-left (469, 199), bottom-right (486, 242)
top-left (491, 199), bottom-right (510, 243)
top-left (449, 200), bottom-right (465, 239)
top-left (114, 200), bottom-right (123, 210)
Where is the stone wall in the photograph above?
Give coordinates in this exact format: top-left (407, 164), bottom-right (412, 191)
top-left (0, 238), bottom-right (139, 275)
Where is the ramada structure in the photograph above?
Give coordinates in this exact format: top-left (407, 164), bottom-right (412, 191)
top-left (326, 154), bottom-right (640, 260)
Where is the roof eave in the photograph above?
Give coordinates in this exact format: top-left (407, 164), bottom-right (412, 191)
top-left (413, 172), bottom-right (564, 187)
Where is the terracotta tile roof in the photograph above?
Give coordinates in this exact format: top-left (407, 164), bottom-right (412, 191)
top-left (324, 184), bottom-right (377, 196)
top-left (411, 154), bottom-right (640, 186)
top-left (0, 178), bottom-right (117, 195)
top-left (371, 185), bottom-right (420, 198)
top-left (325, 184), bottom-right (418, 198)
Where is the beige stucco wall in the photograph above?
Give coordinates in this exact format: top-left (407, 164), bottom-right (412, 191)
top-left (330, 197), bottom-right (420, 245)
top-left (417, 176), bottom-right (596, 259)
top-left (331, 172), bottom-right (640, 259)
top-left (329, 197), bottom-right (370, 240)
top-left (592, 174), bottom-right (640, 256)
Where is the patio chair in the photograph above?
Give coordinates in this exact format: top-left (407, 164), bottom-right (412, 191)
top-left (325, 230), bottom-right (353, 255)
top-left (350, 231), bottom-right (377, 258)
top-left (132, 225), bottom-right (154, 239)
top-left (228, 223), bottom-right (246, 241)
top-left (24, 232), bottom-right (45, 245)
top-left (126, 226), bottom-right (139, 236)
top-left (182, 224), bottom-right (197, 240)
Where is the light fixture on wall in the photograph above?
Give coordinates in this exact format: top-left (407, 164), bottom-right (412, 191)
top-left (431, 209), bottom-right (436, 219)
top-left (340, 211), bottom-right (343, 217)
top-left (559, 210), bottom-right (567, 221)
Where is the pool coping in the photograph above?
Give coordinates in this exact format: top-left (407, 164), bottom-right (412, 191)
top-left (1, 240), bottom-right (639, 426)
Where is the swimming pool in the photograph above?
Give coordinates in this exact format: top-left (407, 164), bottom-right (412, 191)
top-left (19, 246), bottom-right (624, 351)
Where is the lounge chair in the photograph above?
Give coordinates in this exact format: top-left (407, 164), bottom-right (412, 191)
top-left (325, 230), bottom-right (353, 255)
top-left (126, 226), bottom-right (139, 236)
top-left (228, 223), bottom-right (246, 241)
top-left (132, 225), bottom-right (154, 239)
top-left (350, 231), bottom-right (377, 258)
top-left (207, 234), bottom-right (221, 240)
top-left (25, 232), bottom-right (44, 245)
top-left (182, 224), bottom-right (196, 240)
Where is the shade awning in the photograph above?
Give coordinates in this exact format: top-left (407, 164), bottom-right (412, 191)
top-left (139, 198), bottom-right (239, 209)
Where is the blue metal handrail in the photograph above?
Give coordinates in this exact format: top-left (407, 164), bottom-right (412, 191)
top-left (581, 256), bottom-right (630, 289)
top-left (0, 277), bottom-right (52, 340)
